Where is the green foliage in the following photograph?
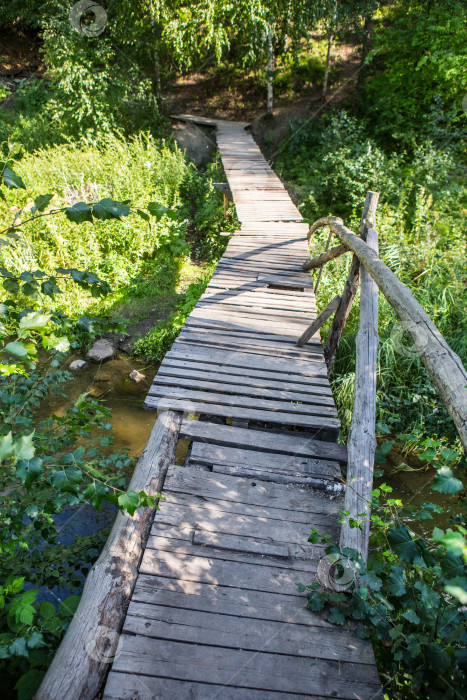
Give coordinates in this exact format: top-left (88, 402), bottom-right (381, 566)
top-left (364, 1), bottom-right (467, 147)
top-left (277, 110), bottom-right (467, 443)
top-left (305, 472), bottom-right (467, 698)
top-left (134, 271), bottom-right (215, 361)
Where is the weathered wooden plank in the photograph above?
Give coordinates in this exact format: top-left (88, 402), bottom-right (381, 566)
top-left (179, 420), bottom-right (347, 462)
top-left (148, 386), bottom-right (338, 417)
top-left (110, 637), bottom-right (382, 698)
top-left (297, 295), bottom-right (341, 347)
top-left (157, 363), bottom-right (334, 395)
top-left (164, 490), bottom-right (339, 528)
top-left (166, 344), bottom-right (329, 376)
top-left (104, 673), bottom-right (335, 700)
top-left (189, 441), bottom-right (339, 478)
top-left (146, 397), bottom-right (340, 435)
top-left (153, 374), bottom-right (335, 406)
top-left (160, 355), bottom-right (330, 385)
top-left (165, 465), bottom-right (343, 514)
top-left (122, 602), bottom-right (374, 664)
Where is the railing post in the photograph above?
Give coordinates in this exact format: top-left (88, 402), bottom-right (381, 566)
top-left (340, 225), bottom-right (379, 562)
top-left (323, 191), bottom-right (379, 374)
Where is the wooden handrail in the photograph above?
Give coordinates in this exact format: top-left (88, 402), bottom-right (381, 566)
top-left (306, 216), bottom-right (467, 452)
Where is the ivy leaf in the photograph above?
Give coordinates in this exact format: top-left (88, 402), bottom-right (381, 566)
top-left (65, 202), bottom-right (93, 224)
top-left (32, 194), bottom-right (53, 213)
top-left (92, 198), bottom-right (131, 221)
top-left (426, 642), bottom-right (451, 673)
top-left (13, 432), bottom-right (36, 461)
top-left (16, 457), bottom-right (43, 488)
top-left (26, 631), bottom-right (45, 650)
top-left (3, 167), bottom-right (26, 189)
top-left (3, 278), bottom-right (19, 295)
top-left (83, 481), bottom-right (108, 509)
top-left (117, 490), bottom-right (140, 516)
top-left (432, 467), bottom-right (463, 494)
top-left (387, 525), bottom-right (425, 565)
top-left (401, 609), bottom-right (420, 624)
top-left (307, 593), bottom-right (325, 612)
top-left (76, 316), bottom-right (96, 333)
top-left (3, 341), bottom-right (29, 360)
top-left (41, 277), bottom-right (61, 298)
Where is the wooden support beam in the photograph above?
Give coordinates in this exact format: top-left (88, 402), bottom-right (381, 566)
top-left (303, 243), bottom-right (350, 271)
top-left (323, 192), bottom-right (379, 374)
top-left (213, 182), bottom-right (233, 201)
top-left (340, 228), bottom-right (379, 561)
top-left (297, 295), bottom-right (341, 347)
top-left (36, 411), bottom-right (183, 700)
top-left (326, 220), bottom-right (467, 452)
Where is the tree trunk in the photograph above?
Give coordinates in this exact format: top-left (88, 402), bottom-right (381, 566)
top-left (354, 13), bottom-right (372, 115)
top-left (36, 411), bottom-right (182, 700)
top-left (266, 24), bottom-right (274, 117)
top-left (322, 0), bottom-right (338, 101)
top-left (149, 1), bottom-right (162, 103)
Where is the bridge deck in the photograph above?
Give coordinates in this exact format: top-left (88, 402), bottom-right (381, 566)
top-left (103, 119), bottom-right (382, 699)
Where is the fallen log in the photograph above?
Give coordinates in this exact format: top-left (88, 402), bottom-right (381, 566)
top-left (35, 410), bottom-right (183, 700)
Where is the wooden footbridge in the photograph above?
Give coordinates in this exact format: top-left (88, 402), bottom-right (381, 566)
top-left (37, 118), bottom-right (467, 700)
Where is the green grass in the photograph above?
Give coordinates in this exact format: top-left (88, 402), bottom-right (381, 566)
top-left (276, 110), bottom-right (467, 447)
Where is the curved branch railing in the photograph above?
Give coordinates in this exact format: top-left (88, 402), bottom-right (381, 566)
top-left (301, 193), bottom-right (467, 560)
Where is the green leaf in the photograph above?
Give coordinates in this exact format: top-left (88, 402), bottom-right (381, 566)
top-left (3, 341), bottom-right (29, 360)
top-left (92, 198), bottom-right (131, 221)
top-left (9, 636), bottom-right (28, 657)
top-left (39, 602), bottom-right (56, 620)
top-left (13, 432), bottom-right (35, 461)
top-left (136, 208), bottom-right (150, 222)
top-left (32, 194), bottom-right (53, 213)
top-left (16, 457), bottom-right (43, 488)
top-left (50, 467), bottom-right (82, 493)
top-left (3, 167), bottom-right (25, 190)
top-left (83, 481), bottom-right (108, 509)
top-left (0, 432), bottom-right (14, 461)
top-left (3, 278), bottom-right (19, 295)
top-left (328, 607), bottom-right (346, 625)
top-left (444, 578), bottom-right (467, 605)
top-left (41, 277), bottom-right (61, 298)
top-left (401, 609), bottom-right (420, 624)
top-left (76, 316), bottom-right (96, 333)
top-left (65, 202), bottom-right (93, 224)
top-left (440, 553), bottom-right (465, 580)
top-left (118, 490), bottom-right (140, 516)
top-left (384, 567), bottom-right (406, 596)
top-left (387, 525), bottom-right (425, 565)
top-left (432, 467), bottom-right (463, 494)
top-left (19, 312), bottom-right (51, 331)
top-left (15, 669), bottom-right (45, 700)
top-left (426, 642), bottom-right (451, 673)
top-left (59, 595), bottom-right (81, 617)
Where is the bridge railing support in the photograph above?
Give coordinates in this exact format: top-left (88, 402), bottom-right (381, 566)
top-left (303, 194), bottom-right (467, 561)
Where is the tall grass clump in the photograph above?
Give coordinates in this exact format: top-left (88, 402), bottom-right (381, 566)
top-left (276, 111), bottom-right (467, 445)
